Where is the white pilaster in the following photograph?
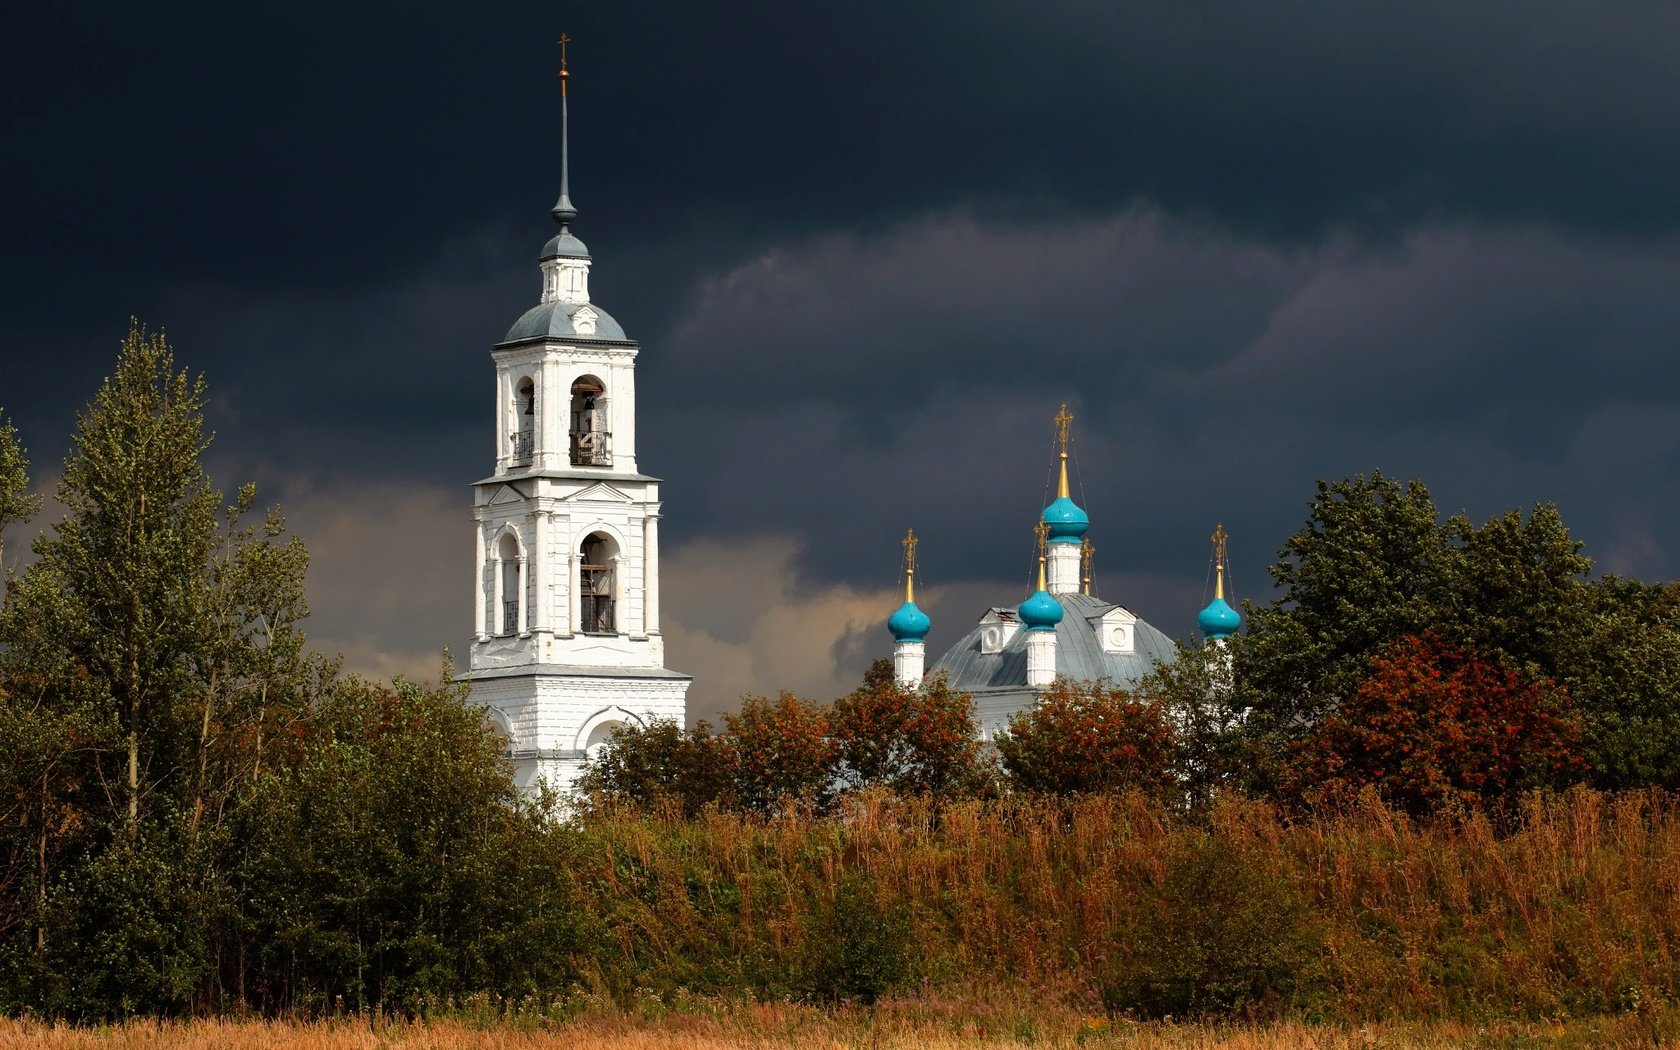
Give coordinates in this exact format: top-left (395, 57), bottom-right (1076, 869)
top-left (473, 520), bottom-right (487, 641)
top-left (532, 510), bottom-right (548, 634)
top-left (644, 513), bottom-right (660, 633)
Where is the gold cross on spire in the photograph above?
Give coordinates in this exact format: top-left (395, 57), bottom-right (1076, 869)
top-left (1034, 520), bottom-right (1050, 557)
top-left (558, 33), bottom-right (571, 96)
top-left (1053, 403), bottom-right (1074, 454)
top-left (1211, 523), bottom-right (1229, 600)
top-left (901, 528), bottom-right (919, 601)
top-left (1081, 537), bottom-right (1095, 596)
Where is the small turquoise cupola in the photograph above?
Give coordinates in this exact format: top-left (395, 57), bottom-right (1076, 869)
top-left (1197, 523), bottom-right (1242, 642)
top-left (889, 530), bottom-right (931, 687)
top-left (1042, 404), bottom-right (1088, 543)
top-left (1018, 526), bottom-right (1065, 631)
top-left (888, 529), bottom-right (931, 642)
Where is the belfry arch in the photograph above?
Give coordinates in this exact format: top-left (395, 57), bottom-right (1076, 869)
top-left (578, 531), bottom-right (618, 634)
top-left (570, 374), bottom-right (609, 466)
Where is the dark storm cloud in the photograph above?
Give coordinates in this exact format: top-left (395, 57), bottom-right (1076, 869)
top-left (7, 2), bottom-right (1680, 693)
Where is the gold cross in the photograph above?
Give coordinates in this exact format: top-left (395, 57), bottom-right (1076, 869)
top-left (558, 33), bottom-right (571, 95)
top-left (1211, 523), bottom-right (1228, 564)
top-left (1034, 520), bottom-right (1050, 556)
top-left (1081, 537), bottom-right (1095, 594)
top-left (1053, 403), bottom-right (1074, 453)
top-left (902, 528), bottom-right (918, 576)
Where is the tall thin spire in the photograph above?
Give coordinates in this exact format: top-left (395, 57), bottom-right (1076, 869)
top-left (552, 33), bottom-right (578, 227)
top-left (902, 528), bottom-right (919, 603)
top-left (1211, 523), bottom-right (1228, 600)
top-left (1053, 402), bottom-right (1073, 500)
top-left (1034, 520), bottom-right (1050, 592)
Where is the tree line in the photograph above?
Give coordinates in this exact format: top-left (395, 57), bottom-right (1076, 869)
top-left (585, 472), bottom-right (1680, 818)
top-left (5, 324), bottom-right (1680, 1019)
top-left (0, 326), bottom-right (578, 1017)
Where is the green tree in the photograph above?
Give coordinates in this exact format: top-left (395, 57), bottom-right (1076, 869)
top-left (235, 668), bottom-right (581, 1012)
top-left (1134, 640), bottom-right (1253, 806)
top-left (997, 678), bottom-right (1177, 797)
top-left (24, 323), bottom-right (219, 828)
top-left (1558, 577), bottom-right (1680, 789)
top-left (1237, 472), bottom-right (1447, 738)
top-left (0, 408), bottom-right (43, 569)
top-left (1439, 502), bottom-right (1592, 673)
top-left (574, 718), bottom-right (737, 816)
top-left (830, 661), bottom-right (990, 797)
top-left (1237, 474), bottom-right (1597, 789)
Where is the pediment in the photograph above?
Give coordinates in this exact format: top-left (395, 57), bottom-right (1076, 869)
top-left (487, 485), bottom-right (526, 507)
top-left (570, 481), bottom-right (633, 504)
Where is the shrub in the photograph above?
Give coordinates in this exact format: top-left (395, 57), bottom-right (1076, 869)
top-left (997, 678), bottom-right (1177, 797)
top-left (574, 718), bottom-right (737, 816)
top-left (830, 662), bottom-right (990, 797)
top-left (1100, 833), bottom-right (1322, 1020)
top-left (800, 870), bottom-right (911, 1005)
top-left (1285, 634), bottom-right (1585, 814)
top-left (725, 692), bottom-right (837, 813)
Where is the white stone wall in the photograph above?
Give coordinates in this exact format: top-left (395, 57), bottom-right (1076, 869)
top-left (468, 671), bottom-right (689, 795)
top-left (893, 641), bottom-right (925, 688)
top-left (1025, 630), bottom-right (1057, 688)
top-left (1047, 543), bottom-right (1081, 596)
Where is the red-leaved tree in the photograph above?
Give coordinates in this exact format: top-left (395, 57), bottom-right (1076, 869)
top-left (830, 661), bottom-right (989, 797)
top-left (725, 691), bottom-right (837, 813)
top-left (1286, 634), bottom-right (1586, 813)
top-left (996, 678), bottom-right (1177, 797)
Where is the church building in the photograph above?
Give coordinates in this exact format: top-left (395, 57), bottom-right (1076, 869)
top-left (888, 406), bottom-right (1240, 739)
top-left (462, 50), bottom-right (688, 793)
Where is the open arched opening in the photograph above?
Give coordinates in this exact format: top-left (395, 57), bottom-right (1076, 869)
top-left (484, 708), bottom-right (514, 756)
top-left (497, 531), bottom-right (523, 635)
top-left (569, 375), bottom-right (610, 466)
top-left (583, 719), bottom-right (627, 761)
top-left (511, 376), bottom-right (536, 466)
top-left (579, 531), bottom-right (617, 634)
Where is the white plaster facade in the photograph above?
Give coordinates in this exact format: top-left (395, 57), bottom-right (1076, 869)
top-left (462, 211), bottom-right (688, 796)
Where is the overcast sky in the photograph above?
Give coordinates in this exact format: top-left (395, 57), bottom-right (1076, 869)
top-left (6, 1), bottom-right (1679, 720)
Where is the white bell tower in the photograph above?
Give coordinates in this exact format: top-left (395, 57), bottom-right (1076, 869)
top-left (464, 41), bottom-right (689, 794)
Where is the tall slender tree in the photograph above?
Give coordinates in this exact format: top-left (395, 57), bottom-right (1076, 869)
top-left (0, 408), bottom-right (42, 569)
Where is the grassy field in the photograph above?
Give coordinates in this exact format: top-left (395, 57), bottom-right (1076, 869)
top-left (3, 994), bottom-right (1679, 1049)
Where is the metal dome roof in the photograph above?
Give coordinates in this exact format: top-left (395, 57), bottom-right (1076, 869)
top-left (500, 300), bottom-right (628, 344)
top-left (930, 592), bottom-right (1177, 695)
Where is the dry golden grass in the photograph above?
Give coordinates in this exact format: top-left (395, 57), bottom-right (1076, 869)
top-left (3, 1002), bottom-right (1679, 1050)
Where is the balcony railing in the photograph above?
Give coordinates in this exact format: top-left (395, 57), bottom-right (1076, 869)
top-left (502, 600), bottom-right (519, 636)
top-left (580, 594), bottom-right (615, 635)
top-left (511, 430), bottom-right (534, 466)
top-left (570, 428), bottom-right (611, 466)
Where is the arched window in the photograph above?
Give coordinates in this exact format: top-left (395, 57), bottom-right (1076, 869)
top-left (583, 719), bottom-right (626, 761)
top-left (579, 532), bottom-right (616, 634)
top-left (498, 531), bottom-right (523, 635)
top-left (512, 377), bottom-right (536, 466)
top-left (570, 375), bottom-right (610, 466)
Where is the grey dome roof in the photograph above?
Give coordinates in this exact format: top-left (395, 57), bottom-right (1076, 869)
top-left (541, 229), bottom-right (590, 259)
top-left (929, 592), bottom-right (1177, 694)
top-left (501, 300), bottom-right (628, 344)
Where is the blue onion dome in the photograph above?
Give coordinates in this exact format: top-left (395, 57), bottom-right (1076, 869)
top-left (887, 600), bottom-right (931, 643)
top-left (1041, 496), bottom-right (1089, 543)
top-left (1198, 596), bottom-right (1241, 641)
top-left (1018, 589), bottom-right (1064, 631)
